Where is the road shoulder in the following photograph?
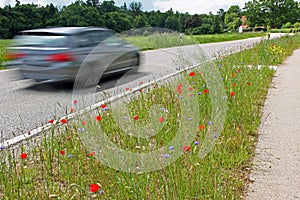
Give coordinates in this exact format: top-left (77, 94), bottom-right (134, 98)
top-left (247, 49), bottom-right (300, 199)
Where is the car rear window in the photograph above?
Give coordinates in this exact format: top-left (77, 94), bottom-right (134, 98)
top-left (11, 34), bottom-right (69, 48)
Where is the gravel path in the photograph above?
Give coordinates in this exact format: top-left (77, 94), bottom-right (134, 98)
top-left (247, 49), bottom-right (300, 199)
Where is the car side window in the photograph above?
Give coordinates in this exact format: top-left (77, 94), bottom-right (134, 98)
top-left (103, 35), bottom-right (126, 46)
top-left (75, 31), bottom-right (114, 47)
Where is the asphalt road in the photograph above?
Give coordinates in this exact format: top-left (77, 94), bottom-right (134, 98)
top-left (0, 34), bottom-right (283, 141)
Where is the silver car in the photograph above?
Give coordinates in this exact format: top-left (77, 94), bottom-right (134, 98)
top-left (4, 27), bottom-right (140, 84)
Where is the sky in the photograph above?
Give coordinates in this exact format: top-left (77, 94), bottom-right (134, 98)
top-left (0, 0), bottom-right (250, 14)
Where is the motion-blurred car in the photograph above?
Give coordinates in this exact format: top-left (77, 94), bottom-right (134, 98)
top-left (4, 27), bottom-right (140, 84)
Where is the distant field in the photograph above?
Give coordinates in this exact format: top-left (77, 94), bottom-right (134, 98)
top-left (0, 32), bottom-right (266, 69)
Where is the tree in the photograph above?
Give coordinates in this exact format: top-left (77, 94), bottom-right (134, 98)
top-left (15, 0), bottom-right (20, 6)
top-left (99, 0), bottom-right (118, 13)
top-left (185, 14), bottom-right (202, 29)
top-left (165, 15), bottom-right (179, 31)
top-left (146, 10), bottom-right (167, 28)
top-left (120, 2), bottom-right (127, 11)
top-left (86, 0), bottom-right (100, 7)
top-left (244, 0), bottom-right (300, 28)
top-left (224, 5), bottom-right (242, 32)
top-left (103, 12), bottom-right (133, 32)
top-left (134, 14), bottom-right (149, 28)
top-left (217, 8), bottom-right (226, 29)
top-left (129, 1), bottom-right (143, 17)
top-left (57, 2), bottom-right (104, 26)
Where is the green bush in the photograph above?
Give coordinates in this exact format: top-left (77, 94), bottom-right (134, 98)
top-left (294, 22), bottom-right (300, 29)
top-left (282, 22), bottom-right (293, 29)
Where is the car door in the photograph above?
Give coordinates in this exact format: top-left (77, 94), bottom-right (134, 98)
top-left (98, 34), bottom-right (138, 75)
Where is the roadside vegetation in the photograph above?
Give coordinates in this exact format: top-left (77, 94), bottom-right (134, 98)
top-left (0, 40), bottom-right (10, 70)
top-left (1, 33), bottom-right (300, 199)
top-left (125, 32), bottom-right (266, 50)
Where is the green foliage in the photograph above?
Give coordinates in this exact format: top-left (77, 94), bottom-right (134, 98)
top-left (282, 22), bottom-right (293, 28)
top-left (134, 14), bottom-right (149, 28)
top-left (99, 0), bottom-right (118, 13)
top-left (244, 0), bottom-right (300, 28)
top-left (165, 15), bottom-right (180, 31)
top-left (294, 22), bottom-right (300, 28)
top-left (0, 40), bottom-right (11, 69)
top-left (103, 12), bottom-right (133, 32)
top-left (0, 0), bottom-right (300, 39)
top-left (57, 2), bottom-right (104, 27)
top-left (224, 5), bottom-right (242, 32)
top-left (270, 28), bottom-right (299, 33)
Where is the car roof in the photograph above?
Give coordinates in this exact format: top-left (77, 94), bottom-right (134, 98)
top-left (21, 27), bottom-right (113, 35)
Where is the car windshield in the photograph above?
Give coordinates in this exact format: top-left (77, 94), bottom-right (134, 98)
top-left (12, 35), bottom-right (69, 47)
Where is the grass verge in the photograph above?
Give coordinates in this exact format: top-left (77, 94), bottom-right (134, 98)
top-left (0, 40), bottom-right (11, 70)
top-left (125, 32), bottom-right (266, 50)
top-left (1, 34), bottom-right (300, 199)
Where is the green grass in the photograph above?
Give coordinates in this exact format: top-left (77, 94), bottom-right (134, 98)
top-left (191, 32), bottom-right (266, 44)
top-left (1, 34), bottom-right (300, 199)
top-left (270, 28), bottom-right (300, 33)
top-left (126, 32), bottom-right (266, 50)
top-left (0, 40), bottom-right (10, 70)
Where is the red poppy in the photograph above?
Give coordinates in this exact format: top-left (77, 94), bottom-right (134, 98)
top-left (233, 83), bottom-right (237, 87)
top-left (125, 87), bottom-right (131, 91)
top-left (48, 119), bottom-right (54, 124)
top-left (20, 153), bottom-right (27, 159)
top-left (237, 69), bottom-right (241, 73)
top-left (230, 92), bottom-right (235, 97)
top-left (177, 84), bottom-right (182, 94)
top-left (139, 81), bottom-right (144, 85)
top-left (70, 108), bottom-right (75, 113)
top-left (101, 104), bottom-right (106, 109)
top-left (231, 73), bottom-right (235, 77)
top-left (60, 119), bottom-right (67, 124)
top-left (189, 93), bottom-right (193, 97)
top-left (133, 115), bottom-right (139, 120)
top-left (90, 183), bottom-right (100, 193)
top-left (199, 125), bottom-right (205, 130)
top-left (73, 100), bottom-right (78, 104)
top-left (96, 116), bottom-right (102, 121)
top-left (60, 150), bottom-right (65, 155)
top-left (183, 146), bottom-right (191, 152)
top-left (247, 82), bottom-right (251, 85)
top-left (82, 121), bottom-right (87, 125)
top-left (189, 71), bottom-right (196, 77)
top-left (89, 151), bottom-right (96, 157)
top-left (203, 89), bottom-right (209, 94)
top-left (189, 87), bottom-right (194, 91)
top-left (159, 117), bottom-right (165, 123)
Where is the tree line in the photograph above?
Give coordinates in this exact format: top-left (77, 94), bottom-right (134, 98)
top-left (0, 0), bottom-right (300, 39)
